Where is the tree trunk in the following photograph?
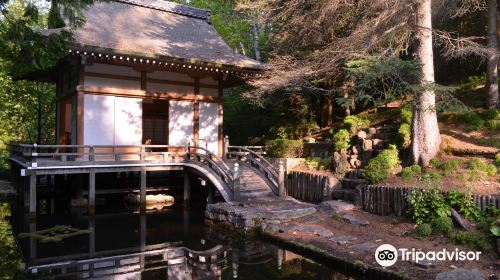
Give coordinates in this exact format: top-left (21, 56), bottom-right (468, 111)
top-left (252, 23), bottom-right (261, 61)
top-left (486, 0), bottom-right (499, 108)
top-left (410, 0), bottom-right (441, 167)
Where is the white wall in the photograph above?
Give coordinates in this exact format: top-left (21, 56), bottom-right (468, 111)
top-left (114, 97), bottom-right (142, 145)
top-left (84, 63), bottom-right (141, 90)
top-left (84, 95), bottom-right (115, 145)
top-left (199, 102), bottom-right (219, 155)
top-left (83, 94), bottom-right (142, 146)
top-left (168, 101), bottom-right (194, 147)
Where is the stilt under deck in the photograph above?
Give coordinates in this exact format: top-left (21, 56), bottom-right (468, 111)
top-left (9, 144), bottom-right (283, 218)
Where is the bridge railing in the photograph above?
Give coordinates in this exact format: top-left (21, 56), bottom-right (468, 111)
top-left (9, 144), bottom-right (182, 167)
top-left (186, 146), bottom-right (234, 187)
top-left (226, 146), bottom-right (279, 194)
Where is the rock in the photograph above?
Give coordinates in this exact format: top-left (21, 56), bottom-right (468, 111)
top-left (372, 139), bottom-right (384, 149)
top-left (319, 200), bottom-right (355, 215)
top-left (342, 215), bottom-right (370, 226)
top-left (435, 269), bottom-right (484, 280)
top-left (412, 258), bottom-right (437, 269)
top-left (357, 131), bottom-right (367, 139)
top-left (362, 150), bottom-right (373, 161)
top-left (363, 140), bottom-right (373, 151)
top-left (349, 242), bottom-right (377, 252)
top-left (451, 208), bottom-right (470, 231)
top-left (278, 223), bottom-right (298, 233)
top-left (367, 127), bottom-right (377, 134)
top-left (330, 236), bottom-right (357, 245)
top-left (125, 194), bottom-right (174, 206)
top-left (295, 215), bottom-right (322, 224)
top-left (352, 145), bottom-right (360, 155)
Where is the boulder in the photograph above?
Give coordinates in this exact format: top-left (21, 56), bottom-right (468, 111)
top-left (435, 269), bottom-right (484, 280)
top-left (319, 200), bottom-right (355, 215)
top-left (125, 194), bottom-right (174, 206)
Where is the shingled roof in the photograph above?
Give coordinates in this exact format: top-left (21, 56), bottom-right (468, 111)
top-left (70, 0), bottom-right (264, 70)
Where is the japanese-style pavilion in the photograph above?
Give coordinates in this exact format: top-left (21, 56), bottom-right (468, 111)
top-left (43, 0), bottom-right (263, 156)
top-left (9, 0), bottom-right (280, 217)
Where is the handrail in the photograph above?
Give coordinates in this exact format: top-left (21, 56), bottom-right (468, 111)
top-left (226, 146), bottom-right (279, 193)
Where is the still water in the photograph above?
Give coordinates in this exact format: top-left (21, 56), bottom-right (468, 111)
top-left (11, 197), bottom-right (359, 280)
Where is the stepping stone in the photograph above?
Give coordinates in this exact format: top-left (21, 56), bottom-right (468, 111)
top-left (292, 225), bottom-right (334, 238)
top-left (412, 258), bottom-right (438, 269)
top-left (349, 242), bottom-right (377, 252)
top-left (329, 236), bottom-right (357, 245)
top-left (435, 269), bottom-right (484, 280)
top-left (295, 215), bottom-right (322, 224)
top-left (319, 200), bottom-right (355, 215)
top-left (342, 215), bottom-right (370, 226)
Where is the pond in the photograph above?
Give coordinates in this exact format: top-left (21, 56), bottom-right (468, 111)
top-left (9, 197), bottom-right (362, 280)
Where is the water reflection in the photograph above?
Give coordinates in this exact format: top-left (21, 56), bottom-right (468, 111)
top-left (11, 200), bottom-right (356, 280)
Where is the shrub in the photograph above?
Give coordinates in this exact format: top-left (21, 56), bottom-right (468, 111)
top-left (342, 115), bottom-right (370, 135)
top-left (401, 165), bottom-right (421, 178)
top-left (485, 119), bottom-right (500, 130)
top-left (333, 129), bottom-right (351, 152)
top-left (429, 158), bottom-right (441, 167)
top-left (305, 157), bottom-right (332, 170)
top-left (481, 108), bottom-right (499, 120)
top-left (447, 190), bottom-right (484, 221)
top-left (460, 112), bottom-right (484, 131)
top-left (496, 153), bottom-right (500, 167)
top-left (407, 187), bottom-right (450, 224)
top-left (467, 158), bottom-right (497, 177)
top-left (439, 159), bottom-right (461, 176)
top-left (266, 139), bottom-right (303, 158)
top-left (414, 223), bottom-right (432, 237)
top-left (432, 216), bottom-right (453, 234)
top-left (363, 145), bottom-right (399, 183)
top-left (400, 106), bottom-right (412, 124)
top-left (398, 123), bottom-right (411, 149)
top-left (448, 231), bottom-right (493, 252)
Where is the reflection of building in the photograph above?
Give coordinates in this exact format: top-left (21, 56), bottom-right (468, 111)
top-left (27, 0), bottom-right (262, 156)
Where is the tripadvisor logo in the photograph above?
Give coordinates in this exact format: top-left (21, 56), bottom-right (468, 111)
top-left (374, 244), bottom-right (482, 267)
top-left (375, 244), bottom-right (398, 267)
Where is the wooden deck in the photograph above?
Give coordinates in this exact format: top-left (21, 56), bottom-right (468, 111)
top-left (9, 144), bottom-right (283, 218)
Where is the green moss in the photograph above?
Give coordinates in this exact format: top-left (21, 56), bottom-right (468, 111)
top-left (438, 159), bottom-right (462, 176)
top-left (305, 157), bottom-right (332, 170)
top-left (467, 158), bottom-right (497, 179)
top-left (331, 214), bottom-right (343, 221)
top-left (398, 123), bottom-right (411, 149)
top-left (414, 223), bottom-right (432, 237)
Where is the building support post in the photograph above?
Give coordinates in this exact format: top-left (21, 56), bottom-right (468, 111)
top-left (233, 163), bottom-right (240, 202)
top-left (88, 169), bottom-right (96, 216)
top-left (278, 160), bottom-right (285, 197)
top-left (29, 175), bottom-right (37, 218)
top-left (208, 184), bottom-right (215, 204)
top-left (183, 170), bottom-right (190, 206)
top-left (140, 168), bottom-right (147, 211)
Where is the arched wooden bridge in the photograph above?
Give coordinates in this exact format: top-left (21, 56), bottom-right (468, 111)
top-left (9, 144), bottom-right (282, 216)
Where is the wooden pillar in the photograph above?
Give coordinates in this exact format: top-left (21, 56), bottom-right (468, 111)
top-left (23, 175), bottom-right (29, 210)
top-left (140, 169), bottom-right (146, 210)
top-left (278, 160), bottom-right (285, 197)
top-left (88, 169), bottom-right (96, 215)
top-left (223, 135), bottom-right (229, 159)
top-left (233, 163), bottom-right (240, 202)
top-left (208, 184), bottom-right (215, 204)
top-left (183, 170), bottom-right (190, 205)
top-left (29, 221), bottom-right (37, 260)
top-left (29, 175), bottom-right (37, 218)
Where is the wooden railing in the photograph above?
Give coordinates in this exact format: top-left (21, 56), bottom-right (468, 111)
top-left (186, 145), bottom-right (233, 188)
top-left (226, 146), bottom-right (279, 194)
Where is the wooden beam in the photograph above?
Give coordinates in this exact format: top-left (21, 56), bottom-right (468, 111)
top-left (88, 169), bottom-right (96, 215)
top-left (29, 175), bottom-right (36, 217)
top-left (77, 86), bottom-right (222, 103)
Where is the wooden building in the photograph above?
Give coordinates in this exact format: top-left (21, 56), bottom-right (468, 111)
top-left (43, 0), bottom-right (262, 157)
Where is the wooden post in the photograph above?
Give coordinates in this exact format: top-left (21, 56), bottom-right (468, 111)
top-left (140, 169), bottom-right (147, 210)
top-left (233, 163), bottom-right (240, 202)
top-left (183, 170), bottom-right (190, 205)
top-left (88, 169), bottom-right (96, 216)
top-left (208, 184), bottom-right (215, 204)
top-left (223, 135), bottom-right (229, 159)
top-left (278, 160), bottom-right (285, 197)
top-left (29, 175), bottom-right (36, 218)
